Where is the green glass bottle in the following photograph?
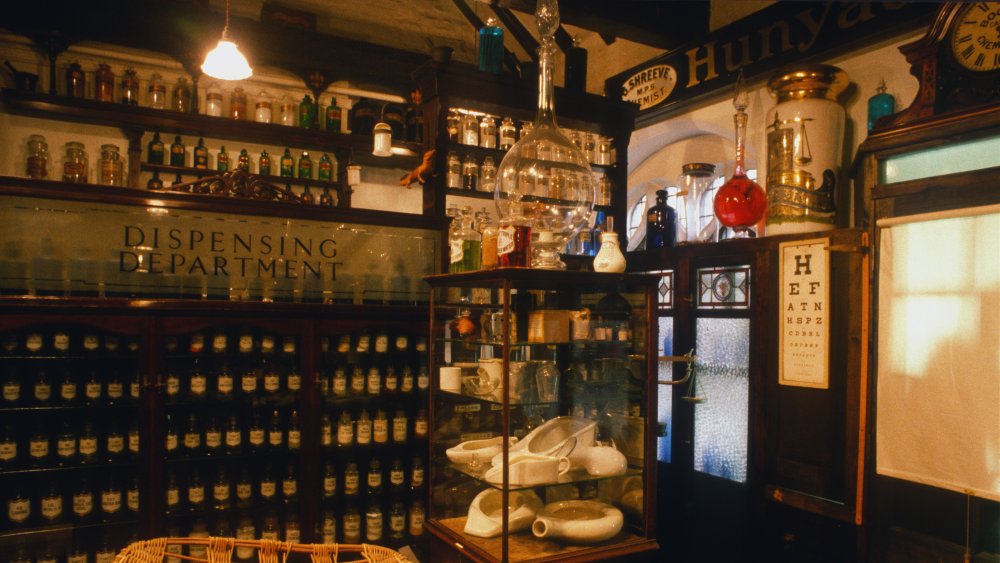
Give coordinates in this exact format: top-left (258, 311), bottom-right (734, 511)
top-left (237, 149), bottom-right (251, 172)
top-left (147, 132), bottom-right (165, 164)
top-left (298, 152), bottom-right (313, 179)
top-left (279, 149), bottom-right (294, 178)
top-left (318, 154), bottom-right (333, 182)
top-left (325, 100), bottom-right (342, 133)
top-left (259, 150), bottom-right (272, 176)
top-left (169, 136), bottom-right (185, 167)
top-left (217, 146), bottom-right (229, 172)
top-left (299, 95), bottom-right (317, 129)
top-left (193, 138), bottom-right (209, 169)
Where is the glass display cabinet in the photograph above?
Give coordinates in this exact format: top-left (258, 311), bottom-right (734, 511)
top-left (424, 269), bottom-right (659, 562)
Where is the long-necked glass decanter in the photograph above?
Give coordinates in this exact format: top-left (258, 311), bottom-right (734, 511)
top-left (714, 70), bottom-right (767, 238)
top-left (495, 0), bottom-right (595, 270)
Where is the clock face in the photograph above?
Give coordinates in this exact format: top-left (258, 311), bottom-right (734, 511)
top-left (950, 2), bottom-right (1000, 72)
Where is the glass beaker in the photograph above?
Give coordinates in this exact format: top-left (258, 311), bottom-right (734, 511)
top-left (676, 162), bottom-right (718, 243)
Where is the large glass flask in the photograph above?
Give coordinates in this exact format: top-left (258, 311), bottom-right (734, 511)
top-left (676, 163), bottom-right (718, 243)
top-left (495, 0), bottom-right (594, 270)
top-left (714, 72), bottom-right (766, 238)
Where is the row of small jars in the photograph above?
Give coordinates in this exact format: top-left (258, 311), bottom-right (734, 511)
top-left (25, 135), bottom-right (124, 186)
top-left (447, 108), bottom-right (616, 166)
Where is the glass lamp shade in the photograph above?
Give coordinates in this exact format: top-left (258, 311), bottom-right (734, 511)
top-left (201, 39), bottom-right (252, 81)
top-left (372, 122), bottom-right (392, 157)
top-left (347, 164), bottom-right (362, 186)
top-left (495, 122), bottom-right (595, 270)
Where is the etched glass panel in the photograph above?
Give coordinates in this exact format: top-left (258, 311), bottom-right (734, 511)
top-left (879, 135), bottom-right (1000, 184)
top-left (657, 316), bottom-right (674, 463)
top-left (693, 318), bottom-right (749, 483)
top-left (697, 265), bottom-right (751, 309)
top-left (654, 270), bottom-right (674, 311)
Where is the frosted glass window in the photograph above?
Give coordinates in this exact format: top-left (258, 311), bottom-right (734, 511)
top-left (657, 316), bottom-right (674, 463)
top-left (879, 135), bottom-right (1000, 184)
top-left (876, 207), bottom-right (1000, 501)
top-left (693, 318), bottom-right (749, 483)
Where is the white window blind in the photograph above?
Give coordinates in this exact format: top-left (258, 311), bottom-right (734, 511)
top-left (876, 205), bottom-right (1000, 501)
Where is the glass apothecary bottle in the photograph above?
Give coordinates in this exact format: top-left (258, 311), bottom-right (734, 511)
top-left (66, 62), bottom-right (85, 98)
top-left (230, 87), bottom-right (247, 120)
top-left (596, 172), bottom-right (612, 206)
top-left (95, 64), bottom-right (114, 102)
top-left (326, 97), bottom-right (342, 132)
top-left (216, 146), bottom-right (229, 172)
top-left (279, 149), bottom-right (294, 177)
top-left (460, 113), bottom-right (479, 146)
top-left (255, 91), bottom-right (272, 123)
top-left (98, 144), bottom-right (123, 187)
top-left (449, 206), bottom-right (481, 273)
top-left (204, 83), bottom-right (223, 117)
top-left (26, 135), bottom-right (49, 180)
top-left (147, 132), bottom-right (164, 164)
top-left (477, 210), bottom-right (498, 270)
top-left (63, 142), bottom-right (88, 183)
top-left (298, 152), bottom-right (313, 179)
top-left (318, 154), bottom-right (333, 182)
top-left (461, 154), bottom-right (479, 190)
top-left (645, 189), bottom-right (676, 249)
top-left (299, 95), bottom-right (317, 129)
top-left (499, 117), bottom-right (516, 150)
top-left (279, 96), bottom-right (296, 126)
top-left (259, 149), bottom-right (271, 176)
top-left (171, 77), bottom-right (191, 113)
top-left (479, 115), bottom-right (497, 149)
top-left (120, 68), bottom-right (139, 106)
top-left (675, 162), bottom-right (717, 244)
top-left (595, 135), bottom-right (614, 165)
top-left (446, 152), bottom-right (461, 189)
top-left (582, 132), bottom-right (597, 163)
top-left (147, 73), bottom-right (166, 109)
top-left (193, 138), bottom-right (209, 169)
top-left (479, 156), bottom-right (497, 193)
top-left (237, 149), bottom-right (251, 172)
top-left (446, 110), bottom-right (460, 142)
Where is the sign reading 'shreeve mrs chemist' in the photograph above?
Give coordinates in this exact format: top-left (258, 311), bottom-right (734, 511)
top-left (0, 196), bottom-right (438, 302)
top-left (610, 2), bottom-right (936, 122)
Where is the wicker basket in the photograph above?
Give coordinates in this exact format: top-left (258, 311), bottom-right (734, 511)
top-left (113, 537), bottom-right (410, 563)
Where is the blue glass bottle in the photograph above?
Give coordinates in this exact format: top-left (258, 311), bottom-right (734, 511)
top-left (478, 17), bottom-right (504, 75)
top-left (867, 79), bottom-right (894, 132)
top-left (646, 189), bottom-right (676, 248)
top-left (590, 211), bottom-right (606, 257)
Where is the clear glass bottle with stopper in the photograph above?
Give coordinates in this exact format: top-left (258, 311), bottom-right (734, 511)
top-left (495, 0), bottom-right (594, 270)
top-left (713, 70), bottom-right (767, 238)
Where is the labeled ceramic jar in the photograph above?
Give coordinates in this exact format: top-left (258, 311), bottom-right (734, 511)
top-left (764, 64), bottom-right (848, 235)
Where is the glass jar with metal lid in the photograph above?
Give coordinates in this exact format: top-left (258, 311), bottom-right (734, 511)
top-left (63, 142), bottom-right (88, 183)
top-left (99, 144), bottom-right (124, 186)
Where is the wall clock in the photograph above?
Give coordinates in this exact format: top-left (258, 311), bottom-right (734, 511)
top-left (883, 2), bottom-right (1000, 127)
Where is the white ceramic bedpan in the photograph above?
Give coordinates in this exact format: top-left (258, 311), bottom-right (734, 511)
top-left (490, 416), bottom-right (597, 468)
top-left (447, 436), bottom-right (517, 465)
top-left (531, 500), bottom-right (624, 544)
top-left (464, 489), bottom-right (543, 538)
top-left (483, 453), bottom-right (571, 486)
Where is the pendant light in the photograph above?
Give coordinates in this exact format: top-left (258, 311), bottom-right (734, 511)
top-left (201, 0), bottom-right (253, 81)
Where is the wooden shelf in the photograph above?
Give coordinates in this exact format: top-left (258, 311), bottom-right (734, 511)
top-left (1, 89), bottom-right (422, 168)
top-left (141, 163), bottom-right (346, 196)
top-left (443, 188), bottom-right (612, 214)
top-left (443, 141), bottom-right (617, 172)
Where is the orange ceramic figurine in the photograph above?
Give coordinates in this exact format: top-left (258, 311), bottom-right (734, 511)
top-left (399, 149), bottom-right (435, 188)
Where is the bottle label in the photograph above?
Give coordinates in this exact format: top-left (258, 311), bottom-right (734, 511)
top-left (183, 432), bottom-right (200, 449)
top-left (367, 370), bottom-right (381, 395)
top-left (343, 515), bottom-right (360, 537)
top-left (85, 382), bottom-right (101, 399)
top-left (498, 225), bottom-right (516, 255)
top-left (375, 335), bottom-right (389, 353)
top-left (356, 420), bottom-right (372, 444)
top-left (323, 476), bottom-right (336, 495)
top-left (61, 382), bottom-right (77, 401)
top-left (9, 499), bottom-right (30, 522)
top-left (0, 441), bottom-right (16, 460)
top-left (288, 429), bottom-right (301, 449)
top-left (344, 472), bottom-right (359, 494)
top-left (190, 374), bottom-right (206, 395)
top-left (261, 530), bottom-right (278, 541)
top-left (236, 482), bottom-right (252, 500)
top-left (107, 435), bottom-right (124, 454)
top-left (213, 484), bottom-right (229, 501)
top-left (282, 479), bottom-right (297, 497)
top-left (241, 374), bottom-right (257, 393)
top-left (54, 333), bottom-right (69, 351)
top-left (350, 372), bottom-right (365, 394)
top-left (287, 373), bottom-right (301, 391)
top-left (165, 488), bottom-right (179, 507)
top-left (409, 510), bottom-right (425, 535)
top-left (96, 552), bottom-right (115, 563)
top-left (101, 490), bottom-right (121, 513)
top-left (225, 430), bottom-right (241, 447)
top-left (261, 336), bottom-right (275, 353)
top-left (130, 380), bottom-right (141, 399)
top-left (69, 554), bottom-right (88, 563)
top-left (412, 468), bottom-right (424, 487)
top-left (401, 373), bottom-right (414, 393)
top-left (30, 439), bottom-right (49, 458)
top-left (450, 239), bottom-right (464, 264)
top-left (187, 486), bottom-right (204, 504)
top-left (373, 419), bottom-right (388, 443)
top-left (189, 334), bottom-right (204, 353)
top-left (333, 374), bottom-right (347, 395)
top-left (415, 419), bottom-right (428, 437)
top-left (392, 417), bottom-right (407, 442)
top-left (395, 336), bottom-right (408, 351)
top-left (212, 334), bottom-right (227, 353)
top-left (41, 496), bottom-right (62, 520)
top-left (57, 437), bottom-right (76, 458)
top-left (385, 373), bottom-right (398, 392)
top-left (268, 430), bottom-right (283, 447)
top-left (107, 382), bottom-right (123, 399)
top-left (129, 431), bottom-right (140, 453)
top-left (166, 377), bottom-right (179, 396)
top-left (286, 527), bottom-right (301, 543)
top-left (418, 371), bottom-right (429, 390)
top-left (217, 374), bottom-right (233, 394)
top-left (73, 493), bottom-right (93, 516)
top-left (127, 489), bottom-right (139, 511)
top-left (390, 513), bottom-right (406, 533)
top-left (264, 373), bottom-right (280, 392)
top-left (260, 481), bottom-right (276, 499)
top-left (205, 430), bottom-right (222, 449)
top-left (26, 333), bottom-right (43, 352)
top-left (84, 335), bottom-right (100, 350)
top-left (165, 433), bottom-right (178, 451)
top-left (390, 468), bottom-right (404, 486)
top-left (283, 337), bottom-right (296, 354)
top-left (366, 513), bottom-right (383, 541)
top-left (368, 471), bottom-right (381, 489)
top-left (249, 429), bottom-right (265, 446)
top-left (321, 423), bottom-right (333, 446)
top-left (2, 382), bottom-right (18, 402)
top-left (239, 334), bottom-right (254, 353)
top-left (35, 382), bottom-right (51, 401)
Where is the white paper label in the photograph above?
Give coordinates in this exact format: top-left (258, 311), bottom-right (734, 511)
top-left (241, 374), bottom-right (257, 393)
top-left (84, 335), bottom-right (100, 350)
top-left (190, 374), bottom-right (206, 395)
top-left (85, 382), bottom-right (101, 399)
top-left (213, 484), bottom-right (229, 501)
top-left (391, 513), bottom-right (406, 533)
top-left (321, 423), bottom-right (332, 446)
top-left (497, 225), bottom-right (515, 255)
top-left (239, 335), bottom-right (253, 352)
top-left (282, 479), bottom-right (297, 497)
top-left (366, 512), bottom-right (383, 541)
top-left (287, 373), bottom-right (301, 391)
top-left (217, 374), bottom-right (233, 394)
top-left (41, 496), bottom-right (62, 520)
top-left (264, 373), bottom-right (280, 392)
top-left (34, 382), bottom-right (51, 401)
top-left (26, 333), bottom-right (42, 352)
top-left (0, 441), bottom-right (16, 460)
top-left (260, 481), bottom-right (276, 499)
top-left (165, 433), bottom-right (178, 451)
top-left (2, 383), bottom-right (18, 402)
top-left (107, 382), bottom-right (123, 398)
top-left (165, 488), bottom-right (179, 507)
top-left (337, 423), bottom-right (353, 446)
top-left (249, 429), bottom-right (265, 446)
top-left (30, 439), bottom-right (49, 458)
top-left (107, 435), bottom-right (124, 454)
top-left (166, 376), bottom-right (179, 396)
top-left (390, 468), bottom-right (404, 486)
top-left (344, 472), bottom-right (359, 494)
top-left (8, 499), bottom-right (30, 522)
top-left (183, 432), bottom-right (200, 449)
top-left (324, 476), bottom-right (336, 495)
top-left (237, 483), bottom-right (252, 500)
top-left (73, 493), bottom-right (93, 516)
top-left (205, 430), bottom-right (221, 449)
top-left (367, 369), bottom-right (380, 395)
top-left (101, 490), bottom-right (121, 513)
top-left (54, 333), bottom-right (69, 351)
top-left (187, 486), bottom-right (204, 504)
top-left (450, 239), bottom-right (463, 263)
top-left (373, 418), bottom-right (388, 443)
top-left (392, 417), bottom-right (407, 442)
top-left (412, 467), bottom-right (424, 487)
top-left (225, 430), bottom-right (241, 447)
top-left (268, 430), bottom-right (283, 447)
top-left (57, 437), bottom-right (76, 458)
top-left (367, 471), bottom-right (381, 489)
top-left (288, 430), bottom-right (301, 449)
top-left (129, 431), bottom-right (140, 453)
top-left (356, 419), bottom-right (371, 445)
top-left (212, 334), bottom-right (226, 353)
top-left (415, 419), bottom-right (428, 437)
top-left (127, 488), bottom-right (139, 511)
top-left (61, 382), bottom-right (77, 401)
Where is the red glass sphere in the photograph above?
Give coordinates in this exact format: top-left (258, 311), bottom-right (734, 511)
top-left (713, 174), bottom-right (767, 231)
